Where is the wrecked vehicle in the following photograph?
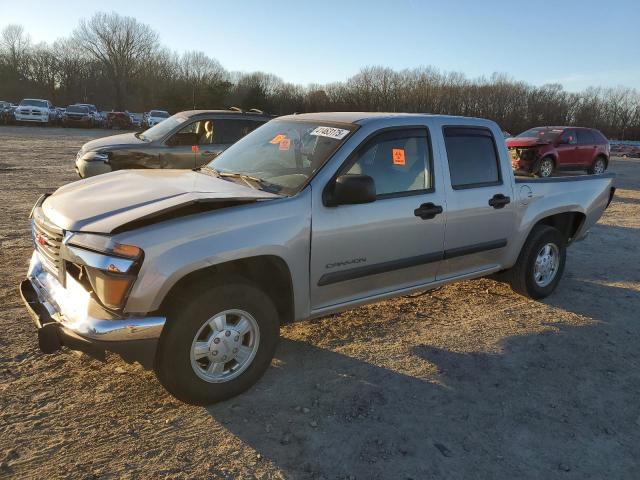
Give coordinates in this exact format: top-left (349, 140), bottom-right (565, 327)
top-left (75, 109), bottom-right (272, 178)
top-left (507, 126), bottom-right (610, 177)
top-left (21, 112), bottom-right (616, 405)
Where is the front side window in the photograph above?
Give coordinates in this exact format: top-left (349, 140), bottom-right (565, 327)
top-left (444, 126), bottom-right (501, 189)
top-left (345, 129), bottom-right (430, 196)
top-left (560, 129), bottom-right (577, 145)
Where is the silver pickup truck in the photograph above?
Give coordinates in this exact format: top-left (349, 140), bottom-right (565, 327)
top-left (20, 112), bottom-right (616, 404)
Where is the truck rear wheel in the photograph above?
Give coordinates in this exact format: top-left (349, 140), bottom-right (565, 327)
top-left (506, 225), bottom-right (566, 299)
top-left (154, 281), bottom-right (279, 405)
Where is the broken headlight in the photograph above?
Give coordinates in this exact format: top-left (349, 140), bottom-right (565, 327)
top-left (64, 232), bottom-right (143, 310)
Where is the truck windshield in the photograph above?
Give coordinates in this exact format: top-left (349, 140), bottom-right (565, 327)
top-left (67, 106), bottom-right (88, 114)
top-left (516, 128), bottom-right (563, 141)
top-left (208, 120), bottom-right (356, 195)
top-left (138, 114), bottom-right (187, 141)
top-left (20, 99), bottom-right (48, 108)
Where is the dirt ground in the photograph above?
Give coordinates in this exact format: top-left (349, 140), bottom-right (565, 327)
top-left (0, 125), bottom-right (639, 480)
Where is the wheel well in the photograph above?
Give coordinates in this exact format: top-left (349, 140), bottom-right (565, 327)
top-left (541, 154), bottom-right (556, 165)
top-left (534, 212), bottom-right (585, 243)
top-left (160, 256), bottom-right (294, 324)
top-left (595, 154), bottom-right (608, 166)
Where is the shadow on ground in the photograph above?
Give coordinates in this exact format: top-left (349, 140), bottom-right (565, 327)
top-left (206, 310), bottom-right (640, 479)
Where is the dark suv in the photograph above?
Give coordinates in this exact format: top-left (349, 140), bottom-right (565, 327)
top-left (507, 126), bottom-right (610, 177)
top-left (75, 109), bottom-right (272, 177)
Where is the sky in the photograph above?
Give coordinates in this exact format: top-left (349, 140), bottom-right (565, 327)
top-left (1, 0), bottom-right (638, 91)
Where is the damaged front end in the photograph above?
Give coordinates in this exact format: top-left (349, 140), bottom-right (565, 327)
top-left (20, 195), bottom-right (166, 367)
top-left (509, 146), bottom-right (539, 174)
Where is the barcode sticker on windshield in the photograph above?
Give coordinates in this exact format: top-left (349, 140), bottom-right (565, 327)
top-left (310, 126), bottom-right (350, 140)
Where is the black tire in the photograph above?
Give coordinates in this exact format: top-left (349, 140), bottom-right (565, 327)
top-left (505, 225), bottom-right (566, 299)
top-left (536, 156), bottom-right (554, 178)
top-left (587, 156), bottom-right (607, 175)
top-left (154, 280), bottom-right (280, 405)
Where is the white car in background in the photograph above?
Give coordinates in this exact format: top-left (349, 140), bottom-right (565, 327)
top-left (144, 109), bottom-right (170, 127)
top-left (14, 99), bottom-right (54, 124)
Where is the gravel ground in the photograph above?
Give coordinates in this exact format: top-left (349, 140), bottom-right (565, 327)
top-left (1, 125), bottom-right (639, 480)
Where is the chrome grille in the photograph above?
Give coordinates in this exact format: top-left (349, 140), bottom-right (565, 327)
top-left (32, 212), bottom-right (63, 278)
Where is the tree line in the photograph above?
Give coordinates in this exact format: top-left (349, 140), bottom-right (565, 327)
top-left (1, 13), bottom-right (639, 140)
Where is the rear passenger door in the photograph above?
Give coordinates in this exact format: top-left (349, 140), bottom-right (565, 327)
top-left (576, 129), bottom-right (597, 166)
top-left (310, 127), bottom-right (446, 311)
top-left (437, 125), bottom-right (516, 279)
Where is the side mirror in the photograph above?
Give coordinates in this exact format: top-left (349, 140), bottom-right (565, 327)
top-left (324, 174), bottom-right (376, 206)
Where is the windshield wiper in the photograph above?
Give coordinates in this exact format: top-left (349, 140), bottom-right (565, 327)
top-left (196, 167), bottom-right (282, 194)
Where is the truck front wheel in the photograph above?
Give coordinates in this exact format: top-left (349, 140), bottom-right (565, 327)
top-left (506, 225), bottom-right (566, 299)
top-left (154, 281), bottom-right (280, 405)
top-left (537, 157), bottom-right (554, 178)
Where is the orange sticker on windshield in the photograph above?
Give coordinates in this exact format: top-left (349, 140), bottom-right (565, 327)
top-left (270, 134), bottom-right (286, 144)
top-left (279, 138), bottom-right (291, 151)
top-left (392, 148), bottom-right (405, 165)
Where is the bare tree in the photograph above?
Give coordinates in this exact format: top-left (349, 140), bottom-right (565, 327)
top-left (0, 24), bottom-right (30, 71)
top-left (73, 12), bottom-right (158, 109)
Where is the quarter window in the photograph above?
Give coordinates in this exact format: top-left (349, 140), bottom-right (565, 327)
top-left (443, 127), bottom-right (501, 189)
top-left (345, 129), bottom-right (431, 196)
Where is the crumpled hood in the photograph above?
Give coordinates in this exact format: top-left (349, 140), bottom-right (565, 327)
top-left (42, 169), bottom-right (280, 233)
top-left (506, 137), bottom-right (549, 148)
top-left (79, 132), bottom-right (144, 153)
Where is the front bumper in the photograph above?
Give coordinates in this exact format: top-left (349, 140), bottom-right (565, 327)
top-left (20, 251), bottom-right (166, 367)
top-left (15, 113), bottom-right (48, 123)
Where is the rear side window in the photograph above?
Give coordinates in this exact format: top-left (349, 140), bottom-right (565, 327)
top-left (215, 119), bottom-right (265, 144)
top-left (443, 127), bottom-right (501, 189)
top-left (345, 128), bottom-right (431, 196)
top-left (577, 129), bottom-right (596, 144)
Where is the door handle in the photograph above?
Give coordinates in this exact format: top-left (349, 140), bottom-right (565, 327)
top-left (488, 194), bottom-right (511, 209)
top-left (414, 202), bottom-right (443, 220)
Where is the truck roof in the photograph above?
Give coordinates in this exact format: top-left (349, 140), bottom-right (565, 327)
top-left (278, 111), bottom-right (488, 126)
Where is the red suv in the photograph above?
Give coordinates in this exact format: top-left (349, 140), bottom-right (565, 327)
top-left (507, 126), bottom-right (610, 177)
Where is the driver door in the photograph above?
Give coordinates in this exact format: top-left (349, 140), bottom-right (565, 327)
top-left (310, 127), bottom-right (446, 311)
top-left (556, 129), bottom-right (579, 167)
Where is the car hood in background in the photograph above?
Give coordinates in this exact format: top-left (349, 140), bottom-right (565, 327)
top-left (42, 169), bottom-right (281, 233)
top-left (506, 137), bottom-right (550, 148)
top-left (80, 132), bottom-right (146, 153)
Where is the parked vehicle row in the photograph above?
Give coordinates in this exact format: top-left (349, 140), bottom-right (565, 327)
top-left (0, 98), bottom-right (171, 130)
top-left (20, 112), bottom-right (616, 404)
top-left (0, 98), bottom-right (617, 180)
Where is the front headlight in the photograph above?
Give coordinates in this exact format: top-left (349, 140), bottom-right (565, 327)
top-left (63, 232), bottom-right (143, 310)
top-left (81, 150), bottom-right (110, 163)
top-left (66, 232), bottom-right (142, 261)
